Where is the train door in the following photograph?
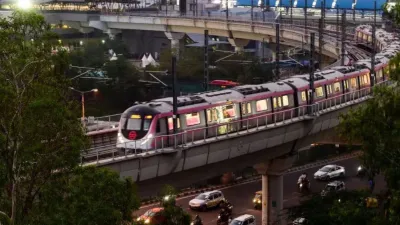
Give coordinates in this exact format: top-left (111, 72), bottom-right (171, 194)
top-left (155, 117), bottom-right (168, 148)
top-left (209, 104), bottom-right (237, 136)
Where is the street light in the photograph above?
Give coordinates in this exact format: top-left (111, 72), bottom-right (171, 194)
top-left (68, 87), bottom-right (98, 123)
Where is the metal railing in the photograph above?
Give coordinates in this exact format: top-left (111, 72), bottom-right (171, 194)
top-left (82, 80), bottom-right (392, 164)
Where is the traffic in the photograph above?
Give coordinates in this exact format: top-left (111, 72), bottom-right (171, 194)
top-left (134, 158), bottom-right (384, 225)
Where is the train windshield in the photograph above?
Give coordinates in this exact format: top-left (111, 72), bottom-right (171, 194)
top-left (125, 115), bottom-right (153, 131)
top-left (127, 118), bottom-right (141, 130)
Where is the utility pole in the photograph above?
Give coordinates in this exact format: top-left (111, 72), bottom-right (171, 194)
top-left (225, 0), bottom-right (228, 20)
top-left (318, 18), bottom-right (323, 69)
top-left (371, 0), bottom-right (376, 87)
top-left (172, 56), bottom-right (178, 138)
top-left (352, 0), bottom-right (356, 21)
top-left (251, 0), bottom-right (254, 22)
top-left (341, 9), bottom-right (346, 66)
top-left (309, 32), bottom-right (315, 115)
top-left (204, 30), bottom-right (209, 91)
top-left (305, 0), bottom-right (308, 35)
top-left (290, 0), bottom-right (293, 24)
top-left (262, 38), bottom-right (265, 61)
top-left (336, 5), bottom-right (340, 48)
top-left (275, 23), bottom-right (280, 80)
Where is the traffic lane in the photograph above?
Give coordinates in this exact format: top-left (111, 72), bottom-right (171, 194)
top-left (135, 158), bottom-right (384, 224)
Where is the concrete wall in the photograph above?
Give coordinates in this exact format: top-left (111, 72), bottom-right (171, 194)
top-left (98, 99), bottom-right (364, 197)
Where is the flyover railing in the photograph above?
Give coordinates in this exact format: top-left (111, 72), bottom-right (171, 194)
top-left (82, 79), bottom-right (392, 164)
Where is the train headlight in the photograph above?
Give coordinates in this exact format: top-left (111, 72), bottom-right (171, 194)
top-left (257, 200), bottom-right (261, 203)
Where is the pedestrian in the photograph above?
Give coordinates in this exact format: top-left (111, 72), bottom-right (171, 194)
top-left (368, 178), bottom-right (375, 193)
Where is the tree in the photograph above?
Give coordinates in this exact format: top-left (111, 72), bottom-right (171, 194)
top-left (0, 11), bottom-right (87, 224)
top-left (0, 11), bottom-right (141, 225)
top-left (28, 167), bottom-right (140, 225)
top-left (335, 54), bottom-right (400, 223)
top-left (288, 190), bottom-right (383, 225)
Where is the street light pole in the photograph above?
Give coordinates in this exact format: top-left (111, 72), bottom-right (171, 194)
top-left (69, 87), bottom-right (98, 123)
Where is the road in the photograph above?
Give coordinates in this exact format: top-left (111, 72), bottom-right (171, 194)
top-left (135, 158), bottom-right (386, 225)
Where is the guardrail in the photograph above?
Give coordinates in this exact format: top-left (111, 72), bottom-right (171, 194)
top-left (82, 80), bottom-right (392, 164)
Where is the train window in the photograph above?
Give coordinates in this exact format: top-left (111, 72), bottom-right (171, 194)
top-left (301, 91), bottom-right (307, 102)
top-left (315, 87), bottom-right (324, 98)
top-left (256, 99), bottom-right (268, 112)
top-left (350, 78), bottom-right (357, 88)
top-left (207, 109), bottom-right (211, 123)
top-left (143, 118), bottom-right (152, 131)
top-left (334, 82), bottom-right (341, 93)
top-left (223, 105), bottom-right (236, 119)
top-left (242, 102), bottom-right (252, 115)
top-left (168, 117), bottom-right (181, 130)
top-left (186, 112), bottom-right (201, 126)
top-left (377, 70), bottom-right (383, 78)
top-left (282, 95), bottom-right (289, 106)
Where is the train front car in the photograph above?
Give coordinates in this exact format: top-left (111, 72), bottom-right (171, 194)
top-left (117, 105), bottom-right (159, 151)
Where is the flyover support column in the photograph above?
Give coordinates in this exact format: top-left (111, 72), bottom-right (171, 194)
top-left (228, 38), bottom-right (249, 53)
top-left (254, 155), bottom-right (296, 225)
top-left (107, 29), bottom-right (121, 40)
top-left (165, 32), bottom-right (185, 57)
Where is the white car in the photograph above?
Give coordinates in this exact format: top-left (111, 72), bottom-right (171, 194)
top-left (229, 214), bottom-right (256, 225)
top-left (314, 164), bottom-right (345, 180)
top-left (321, 181), bottom-right (346, 197)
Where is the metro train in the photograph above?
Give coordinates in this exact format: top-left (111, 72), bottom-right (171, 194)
top-left (116, 26), bottom-right (399, 150)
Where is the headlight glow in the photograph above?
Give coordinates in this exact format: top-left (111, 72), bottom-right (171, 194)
top-left (257, 200), bottom-right (261, 203)
top-left (358, 166), bottom-right (362, 171)
top-left (253, 199), bottom-right (256, 203)
top-left (137, 218), bottom-right (141, 221)
top-left (145, 218), bottom-right (150, 224)
top-left (300, 183), bottom-right (303, 188)
top-left (164, 196), bottom-right (170, 201)
top-left (218, 215), bottom-right (221, 219)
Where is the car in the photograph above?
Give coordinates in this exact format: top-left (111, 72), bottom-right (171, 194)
top-left (229, 214), bottom-right (256, 225)
top-left (356, 165), bottom-right (367, 177)
top-left (293, 217), bottom-right (309, 225)
top-left (136, 207), bottom-right (165, 225)
top-left (314, 164), bottom-right (345, 180)
top-left (321, 181), bottom-right (346, 197)
top-left (189, 190), bottom-right (225, 211)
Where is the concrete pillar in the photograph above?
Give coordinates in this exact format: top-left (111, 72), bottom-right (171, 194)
top-left (165, 32), bottom-right (185, 57)
top-left (107, 29), bottom-right (121, 40)
top-left (254, 155), bottom-right (296, 225)
top-left (228, 38), bottom-right (249, 53)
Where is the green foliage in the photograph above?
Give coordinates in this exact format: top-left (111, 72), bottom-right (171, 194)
top-left (336, 54), bottom-right (400, 224)
top-left (162, 205), bottom-right (191, 225)
top-left (29, 167), bottom-right (140, 225)
top-left (289, 190), bottom-right (382, 225)
top-left (0, 11), bottom-right (141, 225)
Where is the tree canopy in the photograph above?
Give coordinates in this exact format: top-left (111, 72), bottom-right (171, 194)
top-left (0, 11), bottom-right (140, 225)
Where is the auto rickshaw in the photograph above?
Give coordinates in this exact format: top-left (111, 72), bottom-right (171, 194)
top-left (253, 191), bottom-right (262, 209)
top-left (365, 197), bottom-right (378, 208)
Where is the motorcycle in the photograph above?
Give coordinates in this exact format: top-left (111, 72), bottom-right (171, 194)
top-left (223, 201), bottom-right (233, 214)
top-left (191, 219), bottom-right (203, 225)
top-left (217, 212), bottom-right (232, 225)
top-left (297, 179), bottom-right (311, 193)
top-left (356, 165), bottom-right (366, 177)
